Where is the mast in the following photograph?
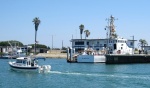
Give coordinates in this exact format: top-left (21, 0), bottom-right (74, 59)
top-left (105, 15), bottom-right (117, 54)
top-left (106, 15), bottom-right (117, 39)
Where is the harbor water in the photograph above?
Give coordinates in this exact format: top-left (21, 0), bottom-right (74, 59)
top-left (1, 58), bottom-right (150, 88)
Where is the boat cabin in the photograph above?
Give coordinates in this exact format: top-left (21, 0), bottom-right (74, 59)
top-left (16, 57), bottom-right (37, 67)
top-left (71, 38), bottom-right (135, 55)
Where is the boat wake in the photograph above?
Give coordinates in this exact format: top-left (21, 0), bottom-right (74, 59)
top-left (49, 71), bottom-right (150, 80)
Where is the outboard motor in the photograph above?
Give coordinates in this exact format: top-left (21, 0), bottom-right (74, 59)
top-left (38, 65), bottom-right (51, 73)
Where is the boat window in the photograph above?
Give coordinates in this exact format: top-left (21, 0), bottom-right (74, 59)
top-left (114, 44), bottom-right (116, 49)
top-left (104, 40), bottom-right (107, 43)
top-left (130, 42), bottom-right (133, 46)
top-left (75, 41), bottom-right (84, 45)
top-left (16, 60), bottom-right (22, 63)
top-left (23, 60), bottom-right (26, 64)
top-left (104, 44), bottom-right (107, 48)
top-left (28, 61), bottom-right (30, 65)
top-left (121, 44), bottom-right (123, 46)
top-left (87, 42), bottom-right (89, 45)
top-left (121, 47), bottom-right (123, 49)
top-left (97, 42), bottom-right (99, 44)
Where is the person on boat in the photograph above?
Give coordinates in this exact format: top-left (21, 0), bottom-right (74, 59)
top-left (139, 50), bottom-right (141, 54)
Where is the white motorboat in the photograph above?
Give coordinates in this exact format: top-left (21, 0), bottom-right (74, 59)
top-left (9, 56), bottom-right (51, 73)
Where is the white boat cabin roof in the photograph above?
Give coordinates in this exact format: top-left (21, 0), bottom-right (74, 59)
top-left (16, 57), bottom-right (28, 60)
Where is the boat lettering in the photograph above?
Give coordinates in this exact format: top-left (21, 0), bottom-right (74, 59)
top-left (82, 58), bottom-right (89, 59)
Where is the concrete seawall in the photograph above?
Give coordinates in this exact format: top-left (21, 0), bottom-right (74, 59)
top-left (106, 54), bottom-right (150, 64)
top-left (36, 50), bottom-right (67, 58)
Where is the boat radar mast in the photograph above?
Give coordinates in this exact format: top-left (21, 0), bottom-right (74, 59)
top-left (106, 15), bottom-right (118, 39)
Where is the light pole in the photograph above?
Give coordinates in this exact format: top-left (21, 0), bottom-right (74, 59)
top-left (62, 40), bottom-right (63, 49)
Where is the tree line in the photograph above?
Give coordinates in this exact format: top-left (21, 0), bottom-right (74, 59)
top-left (0, 40), bottom-right (23, 47)
top-left (0, 40), bottom-right (48, 49)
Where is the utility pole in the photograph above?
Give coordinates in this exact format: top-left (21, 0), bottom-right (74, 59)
top-left (51, 35), bottom-right (54, 50)
top-left (62, 40), bottom-right (63, 49)
top-left (51, 35), bottom-right (56, 50)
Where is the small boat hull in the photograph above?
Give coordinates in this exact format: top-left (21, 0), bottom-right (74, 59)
top-left (9, 62), bottom-right (38, 71)
top-left (0, 57), bottom-right (10, 59)
top-left (77, 55), bottom-right (106, 63)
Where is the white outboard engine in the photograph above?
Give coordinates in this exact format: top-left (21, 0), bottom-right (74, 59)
top-left (38, 65), bottom-right (51, 73)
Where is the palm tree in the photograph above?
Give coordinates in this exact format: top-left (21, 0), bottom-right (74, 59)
top-left (84, 30), bottom-right (90, 39)
top-left (79, 24), bottom-right (84, 39)
top-left (139, 39), bottom-right (148, 51)
top-left (32, 17), bottom-right (41, 55)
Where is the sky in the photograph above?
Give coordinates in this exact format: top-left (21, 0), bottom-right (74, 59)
top-left (0, 0), bottom-right (150, 48)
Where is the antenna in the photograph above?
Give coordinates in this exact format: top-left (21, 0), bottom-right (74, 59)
top-left (105, 15), bottom-right (118, 39)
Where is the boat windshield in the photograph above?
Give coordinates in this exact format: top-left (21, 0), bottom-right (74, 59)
top-left (16, 60), bottom-right (26, 64)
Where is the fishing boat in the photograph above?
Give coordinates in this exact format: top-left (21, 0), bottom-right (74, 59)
top-left (0, 53), bottom-right (11, 59)
top-left (9, 56), bottom-right (51, 73)
top-left (0, 52), bottom-right (18, 59)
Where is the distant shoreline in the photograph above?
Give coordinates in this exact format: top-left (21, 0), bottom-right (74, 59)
top-left (36, 50), bottom-right (67, 59)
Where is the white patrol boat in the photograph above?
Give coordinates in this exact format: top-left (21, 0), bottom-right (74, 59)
top-left (9, 56), bottom-right (51, 73)
top-left (67, 15), bottom-right (134, 63)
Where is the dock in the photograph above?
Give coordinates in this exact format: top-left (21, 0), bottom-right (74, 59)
top-left (105, 54), bottom-right (150, 64)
